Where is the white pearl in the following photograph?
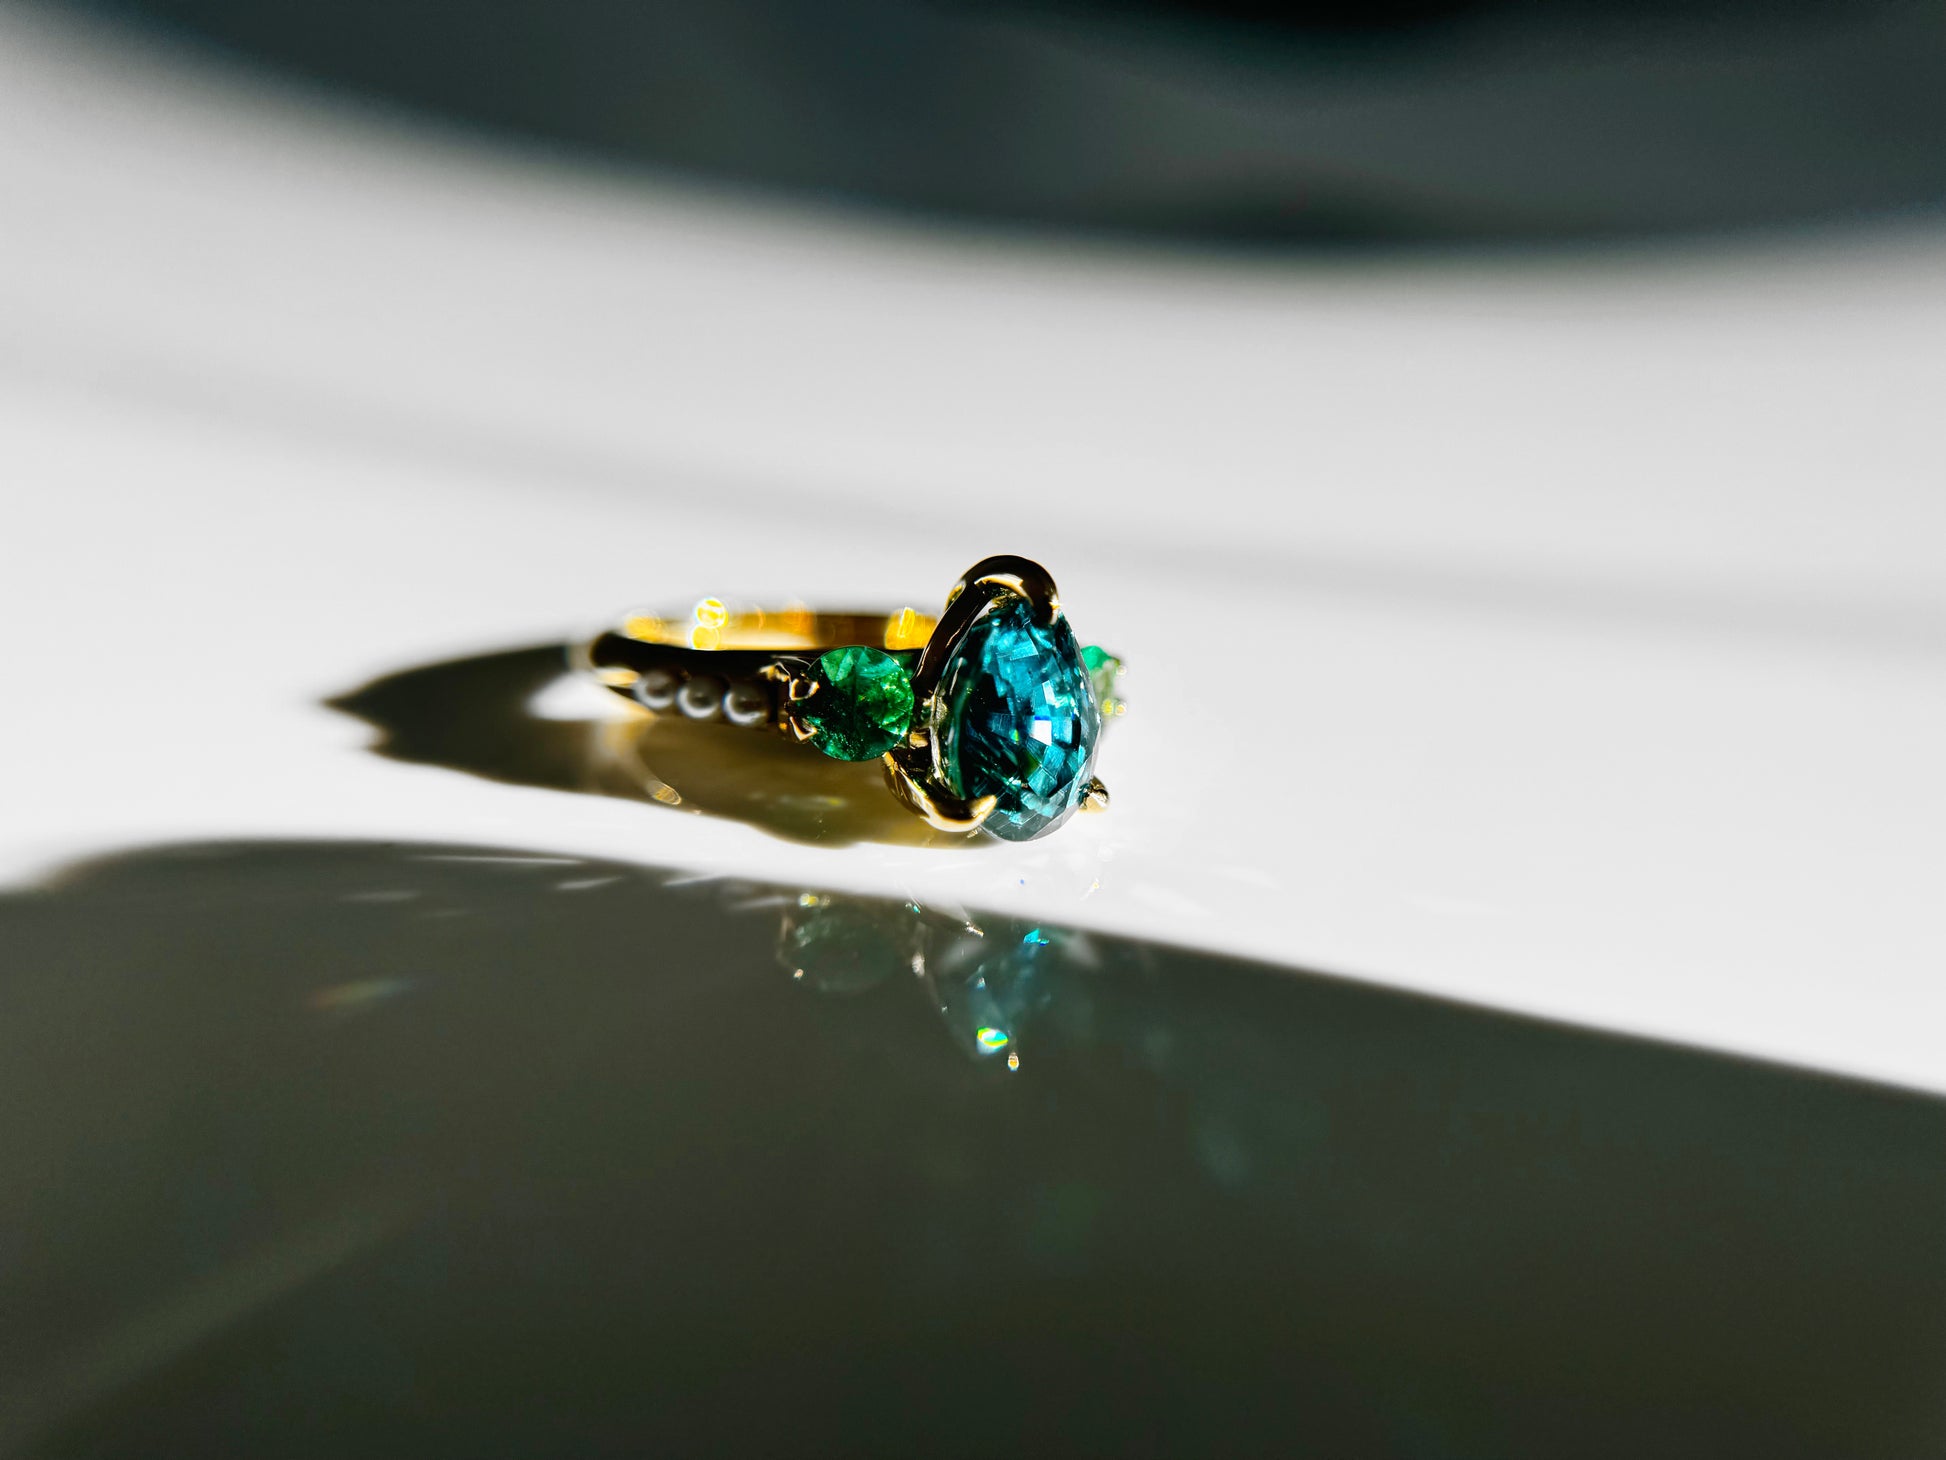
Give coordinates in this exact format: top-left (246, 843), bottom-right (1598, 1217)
top-left (723, 682), bottom-right (770, 727)
top-left (678, 675), bottom-right (726, 720)
top-left (634, 667), bottom-right (680, 710)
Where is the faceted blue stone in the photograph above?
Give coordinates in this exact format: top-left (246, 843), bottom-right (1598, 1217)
top-left (936, 594), bottom-right (1101, 842)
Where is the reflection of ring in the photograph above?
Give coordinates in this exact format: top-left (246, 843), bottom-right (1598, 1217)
top-left (778, 890), bottom-right (1063, 1069)
top-left (584, 555), bottom-right (1122, 841)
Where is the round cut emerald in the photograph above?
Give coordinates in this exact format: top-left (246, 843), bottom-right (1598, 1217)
top-left (936, 595), bottom-right (1101, 841)
top-left (804, 645), bottom-right (914, 761)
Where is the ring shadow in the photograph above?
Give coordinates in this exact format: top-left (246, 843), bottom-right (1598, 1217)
top-left (326, 644), bottom-right (987, 850)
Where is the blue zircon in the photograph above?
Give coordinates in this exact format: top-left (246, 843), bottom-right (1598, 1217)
top-left (936, 594), bottom-right (1101, 842)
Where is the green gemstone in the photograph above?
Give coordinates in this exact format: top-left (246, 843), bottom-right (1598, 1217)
top-left (803, 645), bottom-right (915, 761)
top-left (781, 895), bottom-right (903, 996)
top-left (1081, 644), bottom-right (1123, 705)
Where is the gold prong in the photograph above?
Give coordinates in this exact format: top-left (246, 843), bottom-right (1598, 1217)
top-left (944, 556), bottom-right (1063, 628)
top-left (881, 756), bottom-right (996, 833)
top-left (1080, 776), bottom-right (1110, 813)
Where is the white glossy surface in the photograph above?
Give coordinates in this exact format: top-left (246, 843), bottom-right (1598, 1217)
top-left (2, 7), bottom-right (1942, 1089)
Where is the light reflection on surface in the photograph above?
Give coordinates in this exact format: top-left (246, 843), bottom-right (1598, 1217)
top-left (775, 886), bottom-right (1069, 1065)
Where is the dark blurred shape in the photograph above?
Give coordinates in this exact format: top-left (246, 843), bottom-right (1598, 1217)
top-left (75, 0), bottom-right (1946, 241)
top-left (971, 0), bottom-right (1492, 36)
top-left (2, 840), bottom-right (1942, 1455)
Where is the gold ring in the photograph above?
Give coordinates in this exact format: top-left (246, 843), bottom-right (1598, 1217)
top-left (584, 555), bottom-right (1122, 841)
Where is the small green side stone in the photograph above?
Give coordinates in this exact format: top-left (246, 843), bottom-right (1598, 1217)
top-left (803, 645), bottom-right (915, 761)
top-left (1081, 644), bottom-right (1122, 705)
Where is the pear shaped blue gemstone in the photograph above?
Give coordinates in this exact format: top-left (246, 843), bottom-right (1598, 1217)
top-left (936, 594), bottom-right (1101, 842)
